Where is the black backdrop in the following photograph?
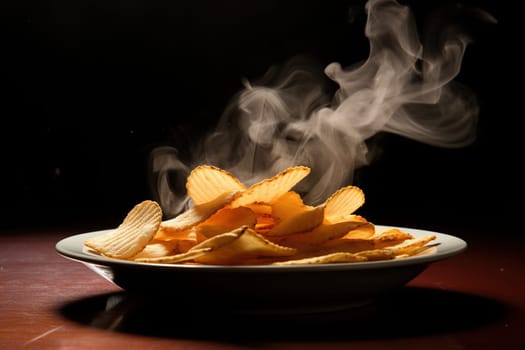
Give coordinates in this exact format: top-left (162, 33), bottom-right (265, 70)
top-left (1, 0), bottom-right (520, 234)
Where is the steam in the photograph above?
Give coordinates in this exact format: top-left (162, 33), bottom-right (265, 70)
top-left (151, 0), bottom-right (494, 217)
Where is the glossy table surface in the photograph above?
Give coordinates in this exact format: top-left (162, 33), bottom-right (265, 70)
top-left (1, 225), bottom-right (524, 349)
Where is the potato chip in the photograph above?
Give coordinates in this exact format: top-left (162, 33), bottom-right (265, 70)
top-left (372, 228), bottom-right (414, 248)
top-left (134, 247), bottom-right (212, 264)
top-left (244, 202), bottom-right (273, 216)
top-left (313, 237), bottom-right (376, 255)
top-left (84, 200), bottom-right (162, 259)
top-left (186, 165), bottom-right (246, 205)
top-left (159, 190), bottom-right (239, 233)
top-left (273, 220), bottom-right (372, 249)
top-left (175, 229), bottom-right (206, 253)
top-left (231, 166), bottom-right (310, 207)
top-left (189, 229), bottom-right (241, 250)
top-left (272, 252), bottom-right (367, 265)
top-left (323, 186), bottom-right (365, 220)
top-left (266, 191), bottom-right (325, 236)
top-left (132, 241), bottom-right (178, 259)
top-left (243, 203), bottom-right (275, 233)
top-left (355, 248), bottom-right (396, 261)
top-left (341, 216), bottom-right (375, 239)
top-left (312, 227), bottom-right (414, 255)
top-left (153, 228), bottom-right (206, 253)
top-left (189, 226), bottom-right (297, 265)
top-left (254, 214), bottom-right (275, 234)
top-left (390, 235), bottom-right (437, 256)
top-left (154, 226), bottom-right (202, 242)
top-left (394, 245), bottom-right (437, 258)
top-left (196, 207), bottom-right (257, 238)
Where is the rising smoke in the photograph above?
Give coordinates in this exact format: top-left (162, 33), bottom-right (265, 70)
top-left (150, 0), bottom-right (495, 218)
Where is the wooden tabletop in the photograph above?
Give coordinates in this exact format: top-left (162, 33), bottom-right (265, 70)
top-left (1, 225), bottom-right (524, 349)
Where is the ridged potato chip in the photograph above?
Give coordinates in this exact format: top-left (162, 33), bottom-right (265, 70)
top-left (323, 185), bottom-right (365, 220)
top-left (244, 203), bottom-right (275, 233)
top-left (273, 220), bottom-right (372, 249)
top-left (372, 228), bottom-right (415, 248)
top-left (186, 165), bottom-right (246, 205)
top-left (84, 200), bottom-right (162, 259)
top-left (190, 226), bottom-right (297, 265)
top-left (266, 191), bottom-right (325, 236)
top-left (273, 252), bottom-right (367, 265)
top-left (159, 190), bottom-right (239, 233)
top-left (390, 235), bottom-right (437, 257)
top-left (134, 247), bottom-right (212, 264)
top-left (132, 241), bottom-right (178, 259)
top-left (314, 228), bottom-right (412, 255)
top-left (196, 207), bottom-right (257, 238)
top-left (341, 217), bottom-right (375, 239)
top-left (355, 248), bottom-right (396, 261)
top-left (231, 166), bottom-right (310, 207)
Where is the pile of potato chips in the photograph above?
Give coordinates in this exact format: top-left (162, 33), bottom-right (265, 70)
top-left (84, 165), bottom-right (437, 265)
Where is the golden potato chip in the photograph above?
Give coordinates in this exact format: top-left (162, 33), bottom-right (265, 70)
top-left (160, 190), bottom-right (239, 233)
top-left (355, 248), bottom-right (396, 261)
top-left (269, 206), bottom-right (325, 236)
top-left (341, 217), bottom-right (375, 239)
top-left (186, 165), bottom-right (246, 205)
top-left (266, 191), bottom-right (325, 236)
top-left (272, 252), bottom-right (367, 265)
top-left (254, 214), bottom-right (275, 234)
top-left (314, 237), bottom-right (376, 255)
top-left (175, 229), bottom-right (206, 253)
top-left (189, 226), bottom-right (297, 265)
top-left (390, 235), bottom-right (437, 256)
top-left (154, 225), bottom-right (207, 241)
top-left (244, 202), bottom-right (273, 216)
top-left (323, 186), bottom-right (365, 220)
top-left (372, 228), bottom-right (414, 248)
top-left (314, 226), bottom-right (412, 250)
top-left (189, 229), bottom-right (241, 250)
top-left (306, 227), bottom-right (420, 257)
top-left (153, 228), bottom-right (206, 253)
top-left (231, 166), bottom-right (311, 207)
top-left (84, 200), bottom-right (162, 259)
top-left (394, 245), bottom-right (437, 258)
top-left (134, 247), bottom-right (212, 264)
top-left (132, 241), bottom-right (178, 259)
top-left (196, 207), bottom-right (257, 238)
top-left (243, 203), bottom-right (275, 233)
top-left (274, 220), bottom-right (372, 249)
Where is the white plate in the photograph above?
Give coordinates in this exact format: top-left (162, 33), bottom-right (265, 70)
top-left (56, 225), bottom-right (466, 314)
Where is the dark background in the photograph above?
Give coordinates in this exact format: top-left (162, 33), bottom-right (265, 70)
top-left (0, 0), bottom-right (520, 235)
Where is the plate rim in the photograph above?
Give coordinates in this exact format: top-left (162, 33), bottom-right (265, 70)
top-left (55, 225), bottom-right (467, 272)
